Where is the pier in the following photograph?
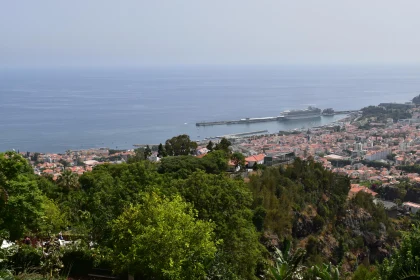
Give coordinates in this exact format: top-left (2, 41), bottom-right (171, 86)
top-left (196, 116), bottom-right (284, 126)
top-left (196, 110), bottom-right (359, 127)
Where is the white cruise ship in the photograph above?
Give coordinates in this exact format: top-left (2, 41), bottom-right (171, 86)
top-left (281, 106), bottom-right (322, 120)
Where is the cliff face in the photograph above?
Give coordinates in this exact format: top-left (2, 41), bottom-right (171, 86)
top-left (293, 211), bottom-right (315, 238)
top-left (249, 159), bottom-right (398, 274)
top-left (281, 204), bottom-right (392, 272)
top-left (341, 208), bottom-right (390, 263)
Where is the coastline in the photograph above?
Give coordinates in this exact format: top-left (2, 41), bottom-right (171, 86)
top-left (11, 114), bottom-right (353, 155)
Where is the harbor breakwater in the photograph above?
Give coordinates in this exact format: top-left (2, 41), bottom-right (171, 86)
top-left (196, 110), bottom-right (359, 126)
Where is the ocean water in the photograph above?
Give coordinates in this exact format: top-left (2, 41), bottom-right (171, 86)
top-left (1, 65), bottom-right (420, 153)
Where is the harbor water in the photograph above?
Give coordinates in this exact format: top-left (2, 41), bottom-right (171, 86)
top-left (1, 65), bottom-right (419, 153)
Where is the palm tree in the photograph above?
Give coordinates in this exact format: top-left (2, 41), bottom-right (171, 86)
top-left (270, 240), bottom-right (306, 280)
top-left (57, 170), bottom-right (79, 192)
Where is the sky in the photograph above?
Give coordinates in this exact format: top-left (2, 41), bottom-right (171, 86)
top-left (1, 0), bottom-right (420, 67)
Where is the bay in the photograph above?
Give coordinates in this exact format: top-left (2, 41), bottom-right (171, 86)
top-left (0, 65), bottom-right (419, 153)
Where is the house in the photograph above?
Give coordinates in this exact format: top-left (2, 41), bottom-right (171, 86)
top-left (245, 154), bottom-right (265, 168)
top-left (403, 202), bottom-right (420, 214)
top-left (83, 160), bottom-right (99, 167)
top-left (228, 160), bottom-right (241, 172)
top-left (196, 147), bottom-right (209, 156)
top-left (348, 184), bottom-right (378, 199)
top-left (374, 199), bottom-right (398, 218)
top-left (147, 152), bottom-right (160, 163)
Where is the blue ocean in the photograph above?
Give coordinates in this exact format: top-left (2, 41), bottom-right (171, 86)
top-left (1, 65), bottom-right (419, 153)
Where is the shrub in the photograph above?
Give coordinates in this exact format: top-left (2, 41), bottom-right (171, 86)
top-left (312, 215), bottom-right (325, 232)
top-left (61, 242), bottom-right (95, 276)
top-left (8, 246), bottom-right (42, 274)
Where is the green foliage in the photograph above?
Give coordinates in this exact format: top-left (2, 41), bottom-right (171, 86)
top-left (0, 174), bottom-right (45, 240)
top-left (352, 265), bottom-right (380, 280)
top-left (158, 151), bottom-right (228, 177)
top-left (214, 138), bottom-right (231, 153)
top-left (143, 145), bottom-right (152, 159)
top-left (61, 241), bottom-right (96, 276)
top-left (108, 149), bottom-right (124, 155)
top-left (58, 159), bottom-right (69, 167)
top-left (38, 198), bottom-right (67, 237)
top-left (165, 134), bottom-right (198, 156)
top-left (270, 240), bottom-right (306, 280)
top-left (361, 105), bottom-right (412, 122)
top-left (350, 192), bottom-right (389, 234)
top-left (0, 152), bottom-right (33, 183)
top-left (40, 239), bottom-right (63, 278)
top-left (0, 269), bottom-right (14, 280)
top-left (109, 193), bottom-right (217, 279)
top-left (412, 94), bottom-right (420, 104)
top-left (128, 147), bottom-right (146, 163)
top-left (8, 245), bottom-right (43, 274)
top-left (305, 263), bottom-right (340, 280)
top-left (78, 161), bottom-right (159, 240)
top-left (312, 215), bottom-right (325, 232)
top-left (249, 159), bottom-right (350, 238)
top-left (170, 171), bottom-right (264, 279)
top-left (157, 143), bottom-right (167, 158)
top-left (56, 170), bottom-right (80, 192)
top-left (0, 139), bottom-right (413, 279)
top-left (231, 152), bottom-right (245, 169)
top-left (206, 140), bottom-right (214, 152)
top-left (380, 226), bottom-right (420, 280)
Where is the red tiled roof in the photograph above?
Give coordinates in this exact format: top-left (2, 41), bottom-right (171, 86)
top-left (245, 154), bottom-right (265, 162)
top-left (349, 185), bottom-right (378, 198)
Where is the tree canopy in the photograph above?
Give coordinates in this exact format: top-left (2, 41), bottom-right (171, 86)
top-left (109, 193), bottom-right (218, 279)
top-left (165, 134), bottom-right (198, 156)
top-left (0, 147), bottom-right (417, 279)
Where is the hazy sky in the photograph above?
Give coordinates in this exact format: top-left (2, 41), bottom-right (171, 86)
top-left (2, 0), bottom-right (420, 67)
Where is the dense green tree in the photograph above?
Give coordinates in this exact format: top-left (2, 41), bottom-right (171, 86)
top-left (352, 265), bottom-right (380, 280)
top-left (412, 94), bottom-right (420, 104)
top-left (360, 105), bottom-right (412, 122)
top-left (0, 152), bottom-right (50, 240)
top-left (127, 148), bottom-right (145, 163)
top-left (0, 142), bottom-right (409, 279)
top-left (231, 151), bottom-right (245, 170)
top-left (38, 197), bottom-right (66, 236)
top-left (1, 176), bottom-right (45, 240)
top-left (31, 152), bottom-right (40, 163)
top-left (157, 143), bottom-right (167, 158)
top-left (57, 170), bottom-right (80, 192)
top-left (109, 193), bottom-right (217, 279)
top-left (165, 134), bottom-right (198, 156)
top-left (204, 150), bottom-right (229, 172)
top-left (248, 167), bottom-right (298, 237)
top-left (380, 226), bottom-right (420, 280)
top-left (58, 159), bottom-right (70, 167)
top-left (206, 141), bottom-right (214, 152)
top-left (158, 151), bottom-right (228, 177)
top-left (215, 138), bottom-right (231, 153)
top-left (0, 152), bottom-right (33, 183)
top-left (170, 171), bottom-right (264, 279)
top-left (78, 161), bottom-right (160, 240)
top-left (144, 145), bottom-right (152, 160)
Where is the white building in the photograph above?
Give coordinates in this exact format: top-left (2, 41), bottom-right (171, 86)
top-left (403, 202), bottom-right (420, 214)
top-left (364, 149), bottom-right (391, 161)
